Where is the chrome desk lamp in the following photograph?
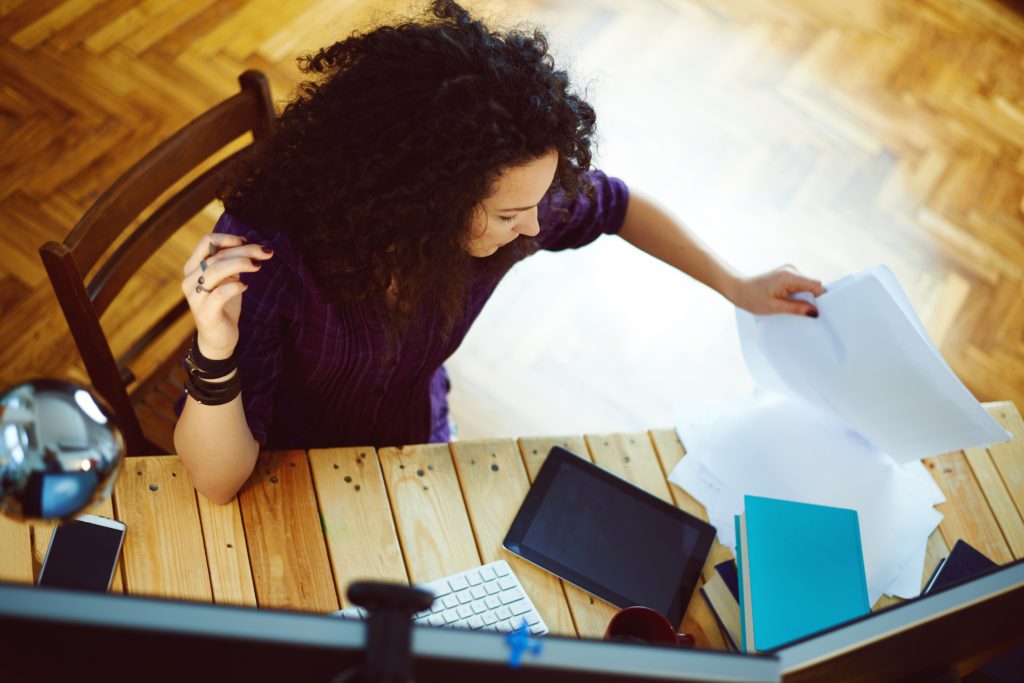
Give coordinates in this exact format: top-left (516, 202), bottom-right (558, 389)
top-left (0, 379), bottom-right (124, 522)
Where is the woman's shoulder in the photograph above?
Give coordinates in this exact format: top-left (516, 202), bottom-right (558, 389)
top-left (213, 212), bottom-right (302, 273)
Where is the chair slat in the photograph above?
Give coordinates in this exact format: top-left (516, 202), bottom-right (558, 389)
top-left (87, 151), bottom-right (248, 316)
top-left (38, 70), bottom-right (273, 456)
top-left (39, 242), bottom-right (150, 454)
top-left (65, 89), bottom-right (261, 276)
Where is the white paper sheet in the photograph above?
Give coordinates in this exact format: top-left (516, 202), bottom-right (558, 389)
top-left (670, 393), bottom-right (942, 604)
top-left (737, 265), bottom-right (1011, 462)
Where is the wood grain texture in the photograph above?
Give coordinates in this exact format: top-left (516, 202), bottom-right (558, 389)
top-left (924, 451), bottom-right (1014, 565)
top-left (516, 434), bottom-right (618, 640)
top-left (237, 450), bottom-right (338, 612)
top-left (450, 438), bottom-right (576, 637)
top-left (0, 513), bottom-right (33, 583)
top-left (988, 402), bottom-right (1024, 525)
top-left (309, 446), bottom-right (407, 608)
top-left (963, 445), bottom-right (1024, 559)
top-left (113, 455), bottom-right (211, 601)
top-left (378, 443), bottom-right (480, 584)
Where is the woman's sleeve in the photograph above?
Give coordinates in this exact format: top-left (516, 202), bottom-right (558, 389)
top-left (535, 170), bottom-right (630, 252)
top-left (174, 214), bottom-right (292, 447)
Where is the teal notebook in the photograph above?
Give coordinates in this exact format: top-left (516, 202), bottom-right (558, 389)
top-left (737, 495), bottom-right (870, 652)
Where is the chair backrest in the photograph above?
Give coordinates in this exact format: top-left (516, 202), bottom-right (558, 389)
top-left (39, 70), bottom-right (275, 455)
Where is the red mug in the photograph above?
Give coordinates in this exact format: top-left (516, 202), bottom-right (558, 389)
top-left (603, 606), bottom-right (696, 648)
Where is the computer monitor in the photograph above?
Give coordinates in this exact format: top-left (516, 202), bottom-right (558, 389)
top-left (773, 557), bottom-right (1024, 682)
top-left (0, 582), bottom-right (780, 683)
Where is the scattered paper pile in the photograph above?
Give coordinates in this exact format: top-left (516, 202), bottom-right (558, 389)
top-left (669, 265), bottom-right (1011, 604)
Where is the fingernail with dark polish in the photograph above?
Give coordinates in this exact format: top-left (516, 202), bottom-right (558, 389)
top-left (251, 258), bottom-right (261, 267)
top-left (806, 310), bottom-right (819, 319)
top-left (261, 246), bottom-right (273, 254)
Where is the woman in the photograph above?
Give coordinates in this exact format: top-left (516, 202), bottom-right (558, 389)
top-left (173, 0), bottom-right (824, 504)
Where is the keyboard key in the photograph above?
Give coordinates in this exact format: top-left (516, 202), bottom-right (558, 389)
top-left (466, 571), bottom-right (483, 586)
top-left (496, 619), bottom-right (514, 632)
top-left (508, 600), bottom-right (531, 616)
top-left (471, 601), bottom-right (487, 614)
top-left (525, 611), bottom-right (542, 626)
top-left (498, 588), bottom-right (523, 605)
top-left (497, 576), bottom-right (516, 591)
top-left (484, 580), bottom-right (500, 595)
top-left (529, 624), bottom-right (545, 635)
top-left (428, 614), bottom-right (445, 627)
top-left (468, 615), bottom-right (484, 630)
top-left (470, 586), bottom-right (486, 600)
top-left (493, 562), bottom-right (511, 577)
top-left (413, 611), bottom-right (430, 621)
top-left (484, 595), bottom-right (500, 609)
top-left (423, 580), bottom-right (450, 599)
top-left (442, 609), bottom-right (460, 624)
top-left (496, 606), bottom-right (511, 621)
top-left (442, 595), bottom-right (458, 609)
top-left (482, 612), bottom-right (497, 625)
top-left (456, 589), bottom-right (472, 604)
top-left (457, 605), bottom-right (472, 619)
top-left (448, 575), bottom-right (469, 592)
top-left (479, 566), bottom-right (497, 581)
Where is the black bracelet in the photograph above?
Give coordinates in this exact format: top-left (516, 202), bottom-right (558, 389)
top-left (185, 371), bottom-right (242, 406)
top-left (186, 331), bottom-right (239, 380)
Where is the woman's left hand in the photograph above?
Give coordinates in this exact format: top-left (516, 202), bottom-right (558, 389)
top-left (730, 266), bottom-right (826, 317)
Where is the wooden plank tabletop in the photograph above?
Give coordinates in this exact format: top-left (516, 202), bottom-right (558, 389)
top-left (1, 401), bottom-right (1021, 651)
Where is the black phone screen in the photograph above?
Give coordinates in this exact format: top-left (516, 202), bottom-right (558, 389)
top-left (38, 519), bottom-right (124, 592)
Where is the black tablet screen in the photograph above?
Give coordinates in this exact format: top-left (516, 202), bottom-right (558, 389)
top-left (504, 447), bottom-right (715, 627)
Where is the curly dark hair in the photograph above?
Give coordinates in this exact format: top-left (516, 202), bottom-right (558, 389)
top-left (217, 0), bottom-right (597, 336)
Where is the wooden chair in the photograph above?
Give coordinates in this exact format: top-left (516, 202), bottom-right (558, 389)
top-left (39, 70), bottom-right (275, 456)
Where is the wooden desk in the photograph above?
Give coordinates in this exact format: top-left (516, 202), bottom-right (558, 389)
top-left (1, 402), bottom-right (1021, 649)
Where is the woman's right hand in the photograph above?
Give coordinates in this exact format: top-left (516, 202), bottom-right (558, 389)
top-left (181, 233), bottom-right (274, 360)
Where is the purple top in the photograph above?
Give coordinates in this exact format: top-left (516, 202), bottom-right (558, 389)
top-left (175, 171), bottom-right (629, 449)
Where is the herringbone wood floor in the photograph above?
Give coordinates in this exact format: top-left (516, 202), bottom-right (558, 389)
top-left (1, 0), bottom-right (1022, 442)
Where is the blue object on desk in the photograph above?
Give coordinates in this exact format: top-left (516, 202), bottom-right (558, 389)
top-left (738, 495), bottom-right (870, 652)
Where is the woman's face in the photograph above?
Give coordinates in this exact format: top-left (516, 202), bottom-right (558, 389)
top-left (465, 149), bottom-right (559, 257)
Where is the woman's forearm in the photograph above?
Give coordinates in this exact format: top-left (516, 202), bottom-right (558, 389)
top-left (173, 380), bottom-right (260, 505)
top-left (617, 191), bottom-right (741, 303)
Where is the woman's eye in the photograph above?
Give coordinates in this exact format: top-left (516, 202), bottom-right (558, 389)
top-left (500, 214), bottom-right (518, 223)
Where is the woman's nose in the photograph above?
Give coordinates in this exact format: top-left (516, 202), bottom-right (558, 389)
top-left (518, 208), bottom-right (541, 236)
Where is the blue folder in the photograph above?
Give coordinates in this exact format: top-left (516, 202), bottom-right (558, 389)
top-left (738, 495), bottom-right (870, 652)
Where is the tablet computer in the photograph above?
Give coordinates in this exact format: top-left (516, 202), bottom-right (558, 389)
top-left (503, 446), bottom-right (716, 629)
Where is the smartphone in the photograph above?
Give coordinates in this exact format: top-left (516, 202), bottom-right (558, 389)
top-left (37, 514), bottom-right (126, 592)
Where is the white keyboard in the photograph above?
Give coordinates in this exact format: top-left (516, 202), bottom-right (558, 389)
top-left (331, 560), bottom-right (548, 636)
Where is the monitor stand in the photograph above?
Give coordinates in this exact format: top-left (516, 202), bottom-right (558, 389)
top-left (334, 582), bottom-right (435, 683)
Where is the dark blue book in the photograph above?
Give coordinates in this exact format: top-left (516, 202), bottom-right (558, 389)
top-left (924, 539), bottom-right (997, 593)
top-left (700, 561), bottom-right (740, 650)
top-left (925, 540), bottom-right (1022, 683)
